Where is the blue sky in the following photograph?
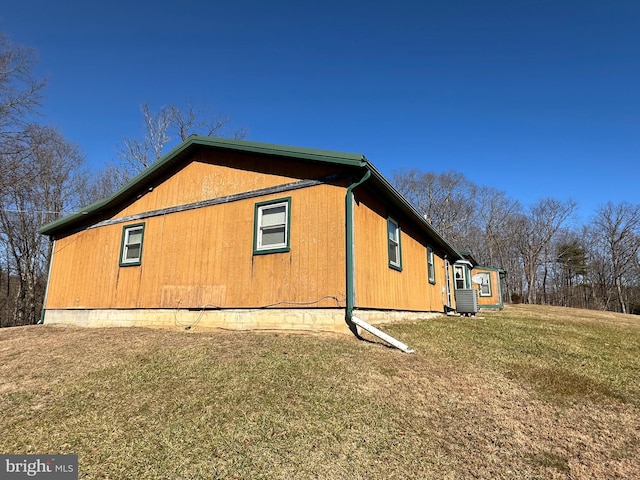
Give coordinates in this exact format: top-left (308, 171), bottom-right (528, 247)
top-left (2, 1), bottom-right (639, 223)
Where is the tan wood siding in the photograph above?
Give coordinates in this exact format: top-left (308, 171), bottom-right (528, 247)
top-left (45, 147), bottom-right (459, 317)
top-left (45, 179), bottom-right (347, 310)
top-left (352, 189), bottom-right (448, 312)
top-left (114, 151), bottom-right (342, 220)
top-left (473, 268), bottom-right (503, 307)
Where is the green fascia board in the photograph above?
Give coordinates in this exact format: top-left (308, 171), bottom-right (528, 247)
top-left (189, 136), bottom-right (367, 165)
top-left (39, 135), bottom-right (463, 262)
top-left (39, 136), bottom-right (367, 236)
top-left (363, 161), bottom-right (463, 260)
top-left (457, 249), bottom-right (479, 266)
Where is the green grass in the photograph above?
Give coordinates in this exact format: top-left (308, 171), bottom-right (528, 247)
top-left (1, 304), bottom-right (639, 479)
top-left (386, 305), bottom-right (640, 405)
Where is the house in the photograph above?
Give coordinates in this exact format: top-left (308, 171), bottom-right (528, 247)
top-left (455, 251), bottom-right (505, 313)
top-left (471, 266), bottom-right (505, 310)
top-left (40, 136), bottom-right (476, 337)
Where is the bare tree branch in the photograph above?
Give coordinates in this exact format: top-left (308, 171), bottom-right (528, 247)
top-left (114, 101), bottom-right (247, 186)
top-left (591, 201), bottom-right (640, 314)
top-left (0, 33), bottom-right (46, 191)
top-left (1, 125), bottom-right (85, 325)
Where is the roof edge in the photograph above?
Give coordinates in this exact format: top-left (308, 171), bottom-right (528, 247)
top-left (40, 136), bottom-right (368, 236)
top-left (363, 161), bottom-right (463, 260)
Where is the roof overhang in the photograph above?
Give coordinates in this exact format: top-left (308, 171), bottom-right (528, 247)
top-left (360, 161), bottom-right (462, 259)
top-left (40, 136), bottom-right (368, 237)
top-left (39, 136), bottom-right (464, 261)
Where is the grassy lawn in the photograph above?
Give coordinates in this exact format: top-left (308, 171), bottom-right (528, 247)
top-left (1, 304), bottom-right (639, 479)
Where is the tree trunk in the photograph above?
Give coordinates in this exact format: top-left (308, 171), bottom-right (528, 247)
top-left (615, 276), bottom-right (627, 314)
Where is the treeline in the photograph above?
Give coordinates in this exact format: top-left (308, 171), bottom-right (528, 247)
top-left (2, 32), bottom-right (639, 327)
top-left (0, 34), bottom-right (87, 327)
top-left (393, 170), bottom-right (640, 314)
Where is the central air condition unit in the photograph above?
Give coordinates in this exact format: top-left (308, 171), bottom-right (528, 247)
top-left (455, 288), bottom-right (479, 316)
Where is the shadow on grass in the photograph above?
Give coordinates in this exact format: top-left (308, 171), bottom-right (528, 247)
top-left (505, 363), bottom-right (627, 404)
top-left (526, 450), bottom-right (570, 474)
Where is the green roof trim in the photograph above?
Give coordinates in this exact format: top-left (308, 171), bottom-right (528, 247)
top-left (188, 136), bottom-right (368, 165)
top-left (364, 161), bottom-right (462, 259)
top-left (39, 136), bottom-right (367, 236)
top-left (38, 135), bottom-right (463, 260)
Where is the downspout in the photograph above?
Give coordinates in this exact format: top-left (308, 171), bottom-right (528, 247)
top-left (343, 168), bottom-right (415, 353)
top-left (345, 169), bottom-right (371, 327)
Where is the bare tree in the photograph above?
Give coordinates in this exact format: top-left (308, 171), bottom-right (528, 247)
top-left (0, 125), bottom-right (84, 326)
top-left (472, 186), bottom-right (520, 262)
top-left (77, 163), bottom-right (129, 207)
top-left (116, 101), bottom-right (247, 181)
top-left (0, 32), bottom-right (46, 187)
top-left (473, 186), bottom-right (523, 302)
top-left (0, 32), bottom-right (47, 326)
top-left (582, 224), bottom-right (614, 311)
top-left (512, 198), bottom-right (577, 304)
top-left (392, 169), bottom-right (477, 245)
top-left (590, 202), bottom-right (640, 314)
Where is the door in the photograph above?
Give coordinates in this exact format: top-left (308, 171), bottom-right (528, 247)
top-left (454, 264), bottom-right (468, 290)
top-left (444, 259), bottom-right (452, 309)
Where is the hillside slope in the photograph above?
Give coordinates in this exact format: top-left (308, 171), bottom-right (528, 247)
top-left (1, 304), bottom-right (639, 479)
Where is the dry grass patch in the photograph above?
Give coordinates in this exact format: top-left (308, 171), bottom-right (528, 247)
top-left (1, 305), bottom-right (639, 479)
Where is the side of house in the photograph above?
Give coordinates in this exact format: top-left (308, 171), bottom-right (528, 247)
top-left (351, 186), bottom-right (457, 320)
top-left (40, 137), bottom-right (466, 333)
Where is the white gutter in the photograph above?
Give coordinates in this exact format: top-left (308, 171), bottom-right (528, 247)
top-left (455, 260), bottom-right (474, 267)
top-left (351, 316), bottom-right (415, 354)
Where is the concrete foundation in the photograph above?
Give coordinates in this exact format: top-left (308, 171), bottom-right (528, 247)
top-left (42, 307), bottom-right (445, 335)
top-left (42, 308), bottom-right (352, 334)
top-left (353, 309), bottom-right (443, 325)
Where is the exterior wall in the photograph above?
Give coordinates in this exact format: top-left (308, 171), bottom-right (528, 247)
top-left (114, 150), bottom-right (341, 220)
top-left (43, 146), bottom-right (462, 333)
top-left (352, 188), bottom-right (451, 312)
top-left (472, 267), bottom-right (504, 309)
top-left (45, 153), bottom-right (348, 312)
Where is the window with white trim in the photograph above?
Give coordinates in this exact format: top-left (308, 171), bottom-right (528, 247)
top-left (427, 246), bottom-right (436, 284)
top-left (120, 223), bottom-right (145, 266)
top-left (387, 217), bottom-right (402, 271)
top-left (477, 272), bottom-right (492, 297)
top-left (454, 264), bottom-right (467, 289)
top-left (254, 198), bottom-right (291, 254)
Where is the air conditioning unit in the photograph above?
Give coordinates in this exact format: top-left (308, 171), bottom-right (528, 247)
top-left (455, 289), bottom-right (479, 316)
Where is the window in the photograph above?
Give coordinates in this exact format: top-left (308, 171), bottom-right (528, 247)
top-left (454, 264), bottom-right (467, 289)
top-left (427, 246), bottom-right (436, 284)
top-left (477, 272), bottom-right (492, 297)
top-left (254, 198), bottom-right (291, 254)
top-left (387, 217), bottom-right (402, 271)
top-left (120, 223), bottom-right (145, 266)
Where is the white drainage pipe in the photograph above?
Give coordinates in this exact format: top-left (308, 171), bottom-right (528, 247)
top-left (351, 316), bottom-right (415, 354)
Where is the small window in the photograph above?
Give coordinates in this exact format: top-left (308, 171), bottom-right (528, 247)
top-left (427, 246), bottom-right (436, 284)
top-left (454, 264), bottom-right (467, 289)
top-left (120, 223), bottom-right (145, 266)
top-left (387, 217), bottom-right (402, 271)
top-left (254, 198), bottom-right (291, 254)
top-left (478, 272), bottom-right (492, 297)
